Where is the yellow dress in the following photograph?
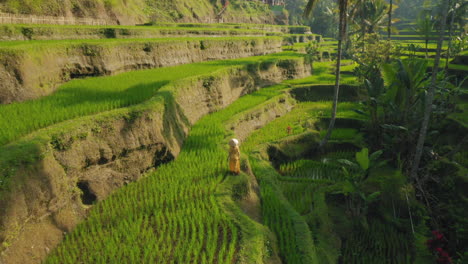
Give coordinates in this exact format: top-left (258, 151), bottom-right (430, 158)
top-left (229, 146), bottom-right (241, 174)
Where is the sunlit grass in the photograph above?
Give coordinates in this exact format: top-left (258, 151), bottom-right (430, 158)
top-left (0, 51), bottom-right (302, 146)
top-left (0, 36), bottom-right (281, 49)
top-left (243, 101), bottom-right (362, 153)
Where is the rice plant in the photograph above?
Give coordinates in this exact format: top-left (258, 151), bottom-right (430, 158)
top-left (279, 159), bottom-right (343, 181)
top-left (250, 157), bottom-right (318, 264)
top-left (340, 220), bottom-right (414, 264)
top-left (243, 101), bottom-right (362, 154)
top-left (318, 128), bottom-right (363, 142)
top-left (276, 181), bottom-right (318, 215)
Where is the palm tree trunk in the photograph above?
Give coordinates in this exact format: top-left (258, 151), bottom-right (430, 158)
top-left (425, 40), bottom-right (429, 58)
top-left (320, 0), bottom-right (348, 147)
top-left (410, 0), bottom-right (449, 180)
top-left (445, 0), bottom-right (455, 70)
top-left (387, 0), bottom-right (393, 41)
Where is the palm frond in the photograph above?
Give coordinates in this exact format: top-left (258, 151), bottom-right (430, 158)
top-left (303, 0), bottom-right (319, 18)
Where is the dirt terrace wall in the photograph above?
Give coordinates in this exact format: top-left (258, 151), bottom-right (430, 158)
top-left (0, 57), bottom-right (311, 264)
top-left (0, 37), bottom-right (282, 104)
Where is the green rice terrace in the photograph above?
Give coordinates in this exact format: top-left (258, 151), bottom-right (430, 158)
top-left (0, 0), bottom-right (467, 264)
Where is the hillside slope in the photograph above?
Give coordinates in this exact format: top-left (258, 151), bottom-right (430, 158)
top-left (0, 0), bottom-right (276, 25)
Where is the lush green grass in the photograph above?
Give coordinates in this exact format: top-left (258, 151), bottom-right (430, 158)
top-left (319, 127), bottom-right (363, 142)
top-left (0, 50), bottom-right (296, 147)
top-left (390, 35), bottom-right (449, 40)
top-left (0, 36), bottom-right (281, 49)
top-left (279, 159), bottom-right (343, 181)
top-left (340, 62), bottom-right (358, 72)
top-left (0, 23), bottom-right (287, 41)
top-left (276, 180), bottom-right (319, 214)
top-left (284, 61), bottom-right (358, 86)
top-left (249, 156), bottom-right (319, 264)
top-left (396, 30), bottom-right (451, 34)
top-left (45, 78), bottom-right (292, 264)
top-left (243, 101), bottom-right (362, 154)
top-left (398, 51), bottom-right (438, 57)
top-left (394, 41), bottom-right (449, 50)
top-left (155, 22), bottom-right (310, 34)
top-left (1, 23), bottom-right (282, 32)
top-left (286, 72), bottom-right (357, 86)
top-left (426, 58), bottom-right (468, 71)
top-left (340, 220), bottom-right (414, 264)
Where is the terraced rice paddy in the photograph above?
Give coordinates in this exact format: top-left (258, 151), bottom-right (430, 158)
top-left (45, 80), bottom-right (291, 264)
top-left (0, 23), bottom-right (342, 263)
top-left (0, 51), bottom-right (299, 146)
top-left (0, 23), bottom-right (309, 41)
top-left (44, 47), bottom-right (365, 263)
top-left (0, 35), bottom-right (280, 49)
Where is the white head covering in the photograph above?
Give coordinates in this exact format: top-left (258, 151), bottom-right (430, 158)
top-left (229, 138), bottom-right (239, 147)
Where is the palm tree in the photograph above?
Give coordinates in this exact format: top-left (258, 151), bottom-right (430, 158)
top-left (445, 0), bottom-right (468, 69)
top-left (387, 0), bottom-right (400, 41)
top-left (304, 0), bottom-right (349, 147)
top-left (410, 0), bottom-right (450, 180)
top-left (350, 0), bottom-right (388, 38)
top-left (445, 0), bottom-right (455, 71)
top-left (416, 11), bottom-right (434, 59)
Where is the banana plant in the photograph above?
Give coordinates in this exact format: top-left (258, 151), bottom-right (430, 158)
top-left (333, 148), bottom-right (386, 218)
top-left (381, 59), bottom-right (429, 126)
